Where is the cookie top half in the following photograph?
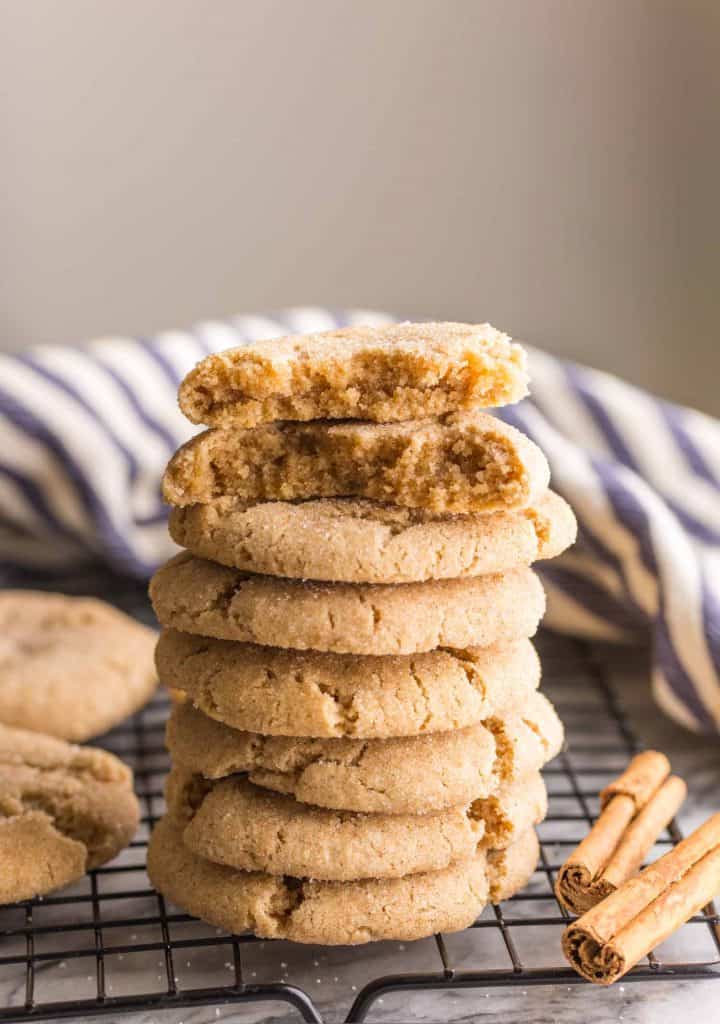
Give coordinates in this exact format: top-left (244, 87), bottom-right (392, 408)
top-left (178, 322), bottom-right (529, 427)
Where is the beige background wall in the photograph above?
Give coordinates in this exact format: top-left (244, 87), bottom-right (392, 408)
top-left (2, 0), bottom-right (718, 412)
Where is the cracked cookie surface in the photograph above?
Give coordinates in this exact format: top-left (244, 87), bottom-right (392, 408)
top-left (168, 770), bottom-right (482, 881)
top-left (165, 769), bottom-right (546, 880)
top-left (0, 723), bottom-right (139, 903)
top-left (162, 411), bottom-right (550, 514)
top-left (150, 554), bottom-right (545, 655)
top-left (147, 816), bottom-right (539, 944)
top-left (169, 489), bottom-right (576, 584)
top-left (0, 591), bottom-right (157, 741)
top-left (178, 322), bottom-right (529, 428)
top-left (165, 691), bottom-right (562, 814)
top-left (155, 630), bottom-right (541, 737)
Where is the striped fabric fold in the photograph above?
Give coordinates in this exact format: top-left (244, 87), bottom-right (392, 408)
top-left (0, 308), bottom-right (718, 735)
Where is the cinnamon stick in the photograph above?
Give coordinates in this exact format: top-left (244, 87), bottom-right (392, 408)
top-left (600, 750), bottom-right (670, 809)
top-left (556, 751), bottom-right (686, 914)
top-left (562, 812), bottom-right (720, 984)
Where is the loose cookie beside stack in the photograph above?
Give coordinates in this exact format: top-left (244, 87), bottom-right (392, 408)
top-left (148, 322), bottom-right (576, 945)
top-left (0, 723), bottom-right (139, 903)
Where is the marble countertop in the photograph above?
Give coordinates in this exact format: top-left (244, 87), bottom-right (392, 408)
top-left (2, 643), bottom-right (719, 1024)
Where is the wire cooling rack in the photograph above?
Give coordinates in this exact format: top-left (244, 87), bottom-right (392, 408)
top-left (1, 568), bottom-right (719, 1024)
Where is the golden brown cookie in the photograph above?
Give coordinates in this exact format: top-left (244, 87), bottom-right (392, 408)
top-left (169, 771), bottom-right (483, 881)
top-left (155, 630), bottom-right (541, 738)
top-left (178, 322), bottom-right (529, 427)
top-left (147, 817), bottom-right (539, 944)
top-left (167, 703), bottom-right (495, 814)
top-left (149, 555), bottom-right (544, 655)
top-left (0, 723), bottom-right (140, 904)
top-left (161, 411), bottom-right (550, 514)
top-left (0, 591), bottom-right (157, 741)
top-left (168, 490), bottom-right (576, 584)
top-left (165, 770), bottom-right (546, 880)
top-left (165, 690), bottom-right (562, 814)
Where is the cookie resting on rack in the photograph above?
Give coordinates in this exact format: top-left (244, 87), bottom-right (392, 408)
top-left (0, 723), bottom-right (139, 904)
top-left (148, 816), bottom-right (540, 945)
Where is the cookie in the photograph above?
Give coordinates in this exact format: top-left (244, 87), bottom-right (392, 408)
top-left (169, 770), bottom-right (483, 881)
top-left (0, 723), bottom-right (140, 904)
top-left (0, 591), bottom-right (157, 741)
top-left (168, 490), bottom-right (576, 584)
top-left (177, 322), bottom-right (529, 427)
top-left (166, 702), bottom-right (496, 813)
top-left (149, 555), bottom-right (544, 655)
top-left (165, 691), bottom-right (562, 814)
top-left (147, 817), bottom-right (539, 944)
top-left (166, 770), bottom-right (546, 880)
top-left (161, 412), bottom-right (550, 515)
top-left (155, 630), bottom-right (541, 738)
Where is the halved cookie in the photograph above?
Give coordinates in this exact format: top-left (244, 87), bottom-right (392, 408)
top-left (178, 322), bottom-right (529, 427)
top-left (162, 412), bottom-right (549, 515)
top-left (147, 816), bottom-right (540, 944)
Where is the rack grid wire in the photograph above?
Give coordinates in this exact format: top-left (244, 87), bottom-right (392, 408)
top-left (1, 570), bottom-right (719, 1023)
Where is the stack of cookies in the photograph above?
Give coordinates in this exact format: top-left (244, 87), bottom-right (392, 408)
top-left (147, 322), bottom-right (576, 945)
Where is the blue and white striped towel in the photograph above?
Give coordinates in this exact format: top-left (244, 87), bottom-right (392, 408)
top-left (1, 307), bottom-right (719, 735)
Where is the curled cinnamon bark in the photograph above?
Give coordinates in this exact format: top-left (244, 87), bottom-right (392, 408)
top-left (556, 751), bottom-right (686, 914)
top-left (562, 812), bottom-right (720, 984)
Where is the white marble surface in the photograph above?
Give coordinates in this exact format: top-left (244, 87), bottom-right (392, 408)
top-left (2, 643), bottom-right (718, 1024)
